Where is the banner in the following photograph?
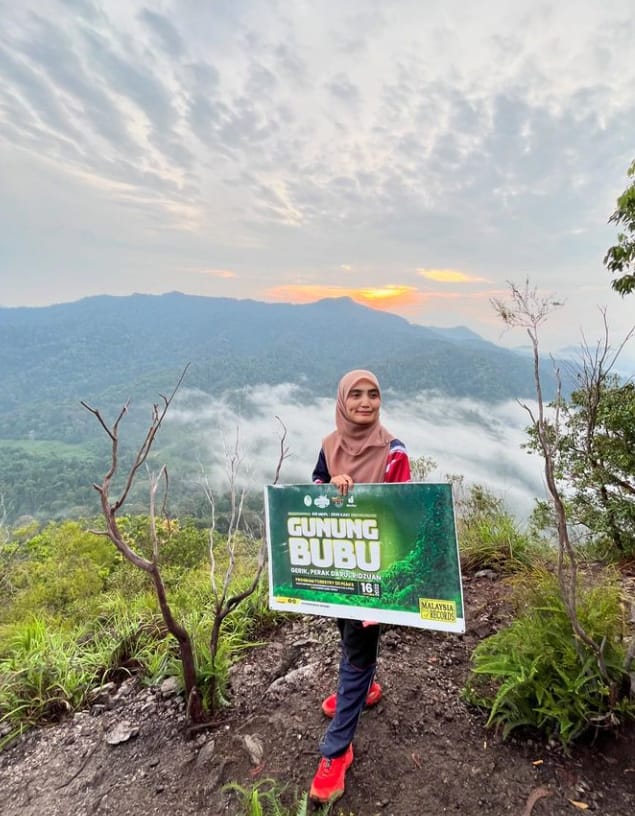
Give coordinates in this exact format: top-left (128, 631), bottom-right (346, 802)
top-left (265, 482), bottom-right (465, 633)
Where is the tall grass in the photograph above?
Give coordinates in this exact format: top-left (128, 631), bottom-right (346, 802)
top-left (0, 518), bottom-right (278, 738)
top-left (0, 618), bottom-right (99, 747)
top-left (454, 482), bottom-right (549, 573)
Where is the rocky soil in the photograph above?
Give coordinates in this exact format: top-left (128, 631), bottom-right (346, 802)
top-left (1, 572), bottom-right (634, 816)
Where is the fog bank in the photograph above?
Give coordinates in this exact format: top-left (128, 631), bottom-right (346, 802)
top-left (169, 384), bottom-right (546, 521)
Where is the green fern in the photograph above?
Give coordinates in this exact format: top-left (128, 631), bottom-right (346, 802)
top-left (464, 569), bottom-right (634, 746)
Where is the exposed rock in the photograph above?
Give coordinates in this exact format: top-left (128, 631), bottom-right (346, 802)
top-left (104, 720), bottom-right (140, 745)
top-left (242, 734), bottom-right (264, 766)
top-left (87, 682), bottom-right (116, 704)
top-left (474, 568), bottom-right (498, 580)
top-left (160, 677), bottom-right (181, 698)
top-left (196, 740), bottom-right (216, 767)
top-left (265, 662), bottom-right (321, 696)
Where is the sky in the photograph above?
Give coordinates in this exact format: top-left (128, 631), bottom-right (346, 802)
top-left (1, 0), bottom-right (634, 357)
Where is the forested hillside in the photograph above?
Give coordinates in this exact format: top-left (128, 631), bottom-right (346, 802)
top-left (0, 293), bottom-right (557, 438)
top-left (0, 293), bottom-right (559, 523)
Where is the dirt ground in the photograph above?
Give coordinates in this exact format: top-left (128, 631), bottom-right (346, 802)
top-left (1, 573), bottom-right (634, 816)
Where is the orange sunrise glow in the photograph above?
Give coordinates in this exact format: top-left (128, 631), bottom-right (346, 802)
top-left (265, 284), bottom-right (422, 310)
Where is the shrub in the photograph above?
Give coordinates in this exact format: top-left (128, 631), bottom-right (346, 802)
top-left (455, 482), bottom-right (545, 573)
top-left (2, 521), bottom-right (119, 624)
top-left (464, 568), bottom-right (634, 745)
top-left (0, 515), bottom-right (277, 733)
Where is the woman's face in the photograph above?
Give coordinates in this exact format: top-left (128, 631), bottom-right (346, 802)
top-left (344, 378), bottom-right (381, 425)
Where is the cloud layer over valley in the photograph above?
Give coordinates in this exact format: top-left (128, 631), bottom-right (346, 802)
top-left (168, 384), bottom-right (545, 520)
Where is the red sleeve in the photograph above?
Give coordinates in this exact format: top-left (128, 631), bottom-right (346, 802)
top-left (384, 448), bottom-right (411, 483)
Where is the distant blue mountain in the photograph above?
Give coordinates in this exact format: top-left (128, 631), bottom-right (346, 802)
top-left (426, 326), bottom-right (494, 345)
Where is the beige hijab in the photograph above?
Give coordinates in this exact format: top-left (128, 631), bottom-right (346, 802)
top-left (322, 369), bottom-right (393, 483)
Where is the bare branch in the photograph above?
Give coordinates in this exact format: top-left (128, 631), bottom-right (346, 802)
top-left (202, 423), bottom-right (272, 708)
top-left (83, 366), bottom-right (204, 723)
top-left (517, 398), bottom-right (538, 427)
top-left (149, 466), bottom-right (168, 564)
top-left (106, 365), bottom-right (189, 512)
top-left (493, 281), bottom-right (608, 673)
top-left (220, 554), bottom-right (266, 621)
top-left (0, 492), bottom-right (8, 544)
top-left (491, 279), bottom-right (564, 335)
top-left (199, 464), bottom-right (219, 596)
top-left (80, 400), bottom-right (128, 443)
top-left (272, 416), bottom-right (291, 485)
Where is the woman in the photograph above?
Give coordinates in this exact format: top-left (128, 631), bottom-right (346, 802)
top-left (309, 369), bottom-right (411, 804)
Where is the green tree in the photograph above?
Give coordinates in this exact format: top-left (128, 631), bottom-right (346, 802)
top-left (525, 318), bottom-right (635, 557)
top-left (491, 282), bottom-right (625, 689)
top-left (605, 159), bottom-right (635, 295)
top-left (556, 376), bottom-right (635, 555)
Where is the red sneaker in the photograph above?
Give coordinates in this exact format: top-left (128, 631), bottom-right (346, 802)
top-left (321, 681), bottom-right (382, 718)
top-left (309, 744), bottom-right (354, 804)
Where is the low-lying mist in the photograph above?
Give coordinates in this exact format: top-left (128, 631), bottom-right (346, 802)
top-left (166, 384), bottom-right (546, 521)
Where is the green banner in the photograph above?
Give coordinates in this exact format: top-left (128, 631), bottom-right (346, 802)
top-left (265, 482), bottom-right (465, 633)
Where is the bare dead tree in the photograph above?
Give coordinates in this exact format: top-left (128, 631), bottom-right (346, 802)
top-left (491, 281), bottom-right (610, 679)
top-left (202, 417), bottom-right (290, 707)
top-left (574, 311), bottom-right (634, 462)
top-left (82, 366), bottom-right (205, 723)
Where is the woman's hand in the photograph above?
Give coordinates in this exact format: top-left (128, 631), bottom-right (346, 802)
top-left (330, 473), bottom-right (354, 495)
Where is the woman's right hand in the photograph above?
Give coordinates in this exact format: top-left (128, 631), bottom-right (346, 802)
top-left (330, 474), bottom-right (354, 495)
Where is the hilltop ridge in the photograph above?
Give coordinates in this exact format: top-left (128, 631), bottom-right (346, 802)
top-left (0, 292), bottom-right (557, 437)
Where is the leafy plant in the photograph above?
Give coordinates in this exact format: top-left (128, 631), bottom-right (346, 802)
top-left (605, 157), bottom-right (635, 295)
top-left (464, 569), bottom-right (634, 745)
top-left (1, 521), bottom-right (119, 625)
top-left (223, 778), bottom-right (310, 816)
top-left (491, 281), bottom-right (635, 713)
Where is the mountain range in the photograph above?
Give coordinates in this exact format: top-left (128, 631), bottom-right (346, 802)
top-left (0, 292), bottom-right (559, 443)
top-left (0, 292), bottom-right (564, 523)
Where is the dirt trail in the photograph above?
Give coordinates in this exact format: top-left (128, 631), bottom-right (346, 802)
top-left (1, 574), bottom-right (634, 815)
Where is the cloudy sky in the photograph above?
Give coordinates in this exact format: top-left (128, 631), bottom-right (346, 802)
top-left (1, 0), bottom-right (634, 354)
